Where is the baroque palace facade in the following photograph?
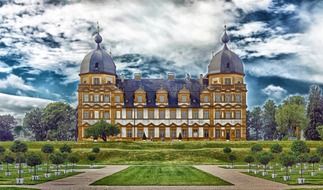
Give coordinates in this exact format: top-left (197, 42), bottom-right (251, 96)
top-left (77, 26), bottom-right (247, 141)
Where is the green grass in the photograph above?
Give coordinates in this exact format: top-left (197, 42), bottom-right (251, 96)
top-left (0, 164), bottom-right (82, 185)
top-left (92, 165), bottom-right (232, 186)
top-left (0, 188), bottom-right (38, 190)
top-left (243, 164), bottom-right (323, 185)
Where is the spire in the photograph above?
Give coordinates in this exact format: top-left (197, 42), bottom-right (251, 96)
top-left (221, 25), bottom-right (230, 49)
top-left (94, 21), bottom-right (102, 48)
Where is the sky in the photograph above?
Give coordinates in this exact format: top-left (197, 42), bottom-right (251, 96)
top-left (0, 0), bottom-right (323, 119)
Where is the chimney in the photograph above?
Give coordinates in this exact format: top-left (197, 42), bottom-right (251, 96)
top-left (199, 74), bottom-right (203, 85)
top-left (134, 73), bottom-right (141, 80)
top-left (167, 73), bottom-right (175, 80)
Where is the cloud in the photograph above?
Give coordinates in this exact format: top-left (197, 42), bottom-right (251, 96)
top-left (0, 74), bottom-right (35, 91)
top-left (262, 84), bottom-right (288, 101)
top-left (231, 0), bottom-right (272, 12)
top-left (0, 92), bottom-right (52, 120)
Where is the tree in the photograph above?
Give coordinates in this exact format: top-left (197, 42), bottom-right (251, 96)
top-left (49, 153), bottom-right (65, 175)
top-left (251, 144), bottom-right (263, 153)
top-left (23, 108), bottom-right (47, 141)
top-left (3, 155), bottom-right (14, 175)
top-left (87, 154), bottom-right (96, 167)
top-left (317, 125), bottom-right (323, 140)
top-left (0, 114), bottom-right (16, 141)
top-left (42, 102), bottom-right (76, 141)
top-left (270, 143), bottom-right (283, 154)
top-left (280, 153), bottom-right (296, 178)
top-left (249, 107), bottom-right (263, 140)
top-left (41, 144), bottom-right (54, 175)
top-left (10, 141), bottom-right (28, 179)
top-left (85, 120), bottom-right (120, 141)
top-left (223, 147), bottom-right (232, 154)
top-left (244, 155), bottom-right (255, 172)
top-left (296, 154), bottom-right (309, 179)
top-left (59, 144), bottom-right (72, 154)
top-left (305, 85), bottom-right (322, 140)
top-left (228, 154), bottom-right (236, 168)
top-left (92, 147), bottom-right (100, 154)
top-left (68, 154), bottom-right (80, 172)
top-left (276, 96), bottom-right (307, 139)
top-left (291, 141), bottom-right (309, 156)
top-left (308, 155), bottom-right (320, 173)
top-left (257, 152), bottom-right (273, 174)
top-left (26, 152), bottom-right (42, 179)
top-left (262, 100), bottom-right (278, 140)
top-left (317, 147), bottom-right (323, 158)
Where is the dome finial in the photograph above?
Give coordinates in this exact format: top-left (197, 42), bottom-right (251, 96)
top-left (221, 25), bottom-right (230, 44)
top-left (94, 21), bottom-right (102, 46)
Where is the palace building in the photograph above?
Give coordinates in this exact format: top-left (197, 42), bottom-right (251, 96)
top-left (77, 26), bottom-right (247, 141)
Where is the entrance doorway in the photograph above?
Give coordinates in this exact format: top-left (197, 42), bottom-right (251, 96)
top-left (226, 130), bottom-right (230, 140)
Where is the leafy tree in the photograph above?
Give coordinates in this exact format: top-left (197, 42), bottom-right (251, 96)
top-left (308, 155), bottom-right (320, 173)
top-left (244, 155), bottom-right (255, 172)
top-left (317, 147), bottom-right (323, 158)
top-left (92, 147), bottom-right (100, 154)
top-left (10, 141), bottom-right (28, 179)
top-left (296, 154), bottom-right (309, 178)
top-left (23, 108), bottom-right (47, 141)
top-left (0, 114), bottom-right (16, 141)
top-left (258, 152), bottom-right (273, 173)
top-left (223, 147), bottom-right (232, 154)
top-left (248, 107), bottom-right (263, 140)
top-left (87, 154), bottom-right (96, 167)
top-left (26, 152), bottom-right (42, 177)
top-left (317, 125), bottom-right (323, 140)
top-left (251, 144), bottom-right (263, 153)
top-left (49, 153), bottom-right (65, 174)
top-left (59, 144), bottom-right (72, 154)
top-left (85, 120), bottom-right (120, 141)
top-left (276, 96), bottom-right (307, 139)
top-left (228, 154), bottom-right (236, 168)
top-left (42, 102), bottom-right (76, 141)
top-left (270, 143), bottom-right (283, 154)
top-left (41, 144), bottom-right (54, 174)
top-left (0, 146), bottom-right (5, 157)
top-left (280, 153), bottom-right (296, 177)
top-left (68, 154), bottom-right (80, 171)
top-left (246, 110), bottom-right (253, 140)
top-left (3, 154), bottom-right (14, 174)
top-left (291, 141), bottom-right (309, 156)
top-left (305, 85), bottom-right (322, 140)
top-left (262, 100), bottom-right (278, 140)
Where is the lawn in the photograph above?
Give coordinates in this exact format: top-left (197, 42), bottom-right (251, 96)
top-left (92, 165), bottom-right (232, 186)
top-left (0, 188), bottom-right (38, 190)
top-left (0, 164), bottom-right (81, 185)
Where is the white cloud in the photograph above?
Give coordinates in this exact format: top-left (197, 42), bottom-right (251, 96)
top-left (262, 85), bottom-right (288, 101)
top-left (0, 92), bottom-right (52, 119)
top-left (0, 74), bottom-right (35, 91)
top-left (231, 0), bottom-right (272, 12)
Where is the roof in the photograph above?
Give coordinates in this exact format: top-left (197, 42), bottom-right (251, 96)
top-left (116, 78), bottom-right (208, 108)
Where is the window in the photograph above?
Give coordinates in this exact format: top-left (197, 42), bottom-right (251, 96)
top-left (94, 111), bottom-right (99, 119)
top-left (83, 111), bottom-right (89, 119)
top-left (215, 94), bottom-right (221, 102)
top-left (171, 129), bottom-right (176, 139)
top-left (95, 62), bottom-right (99, 69)
top-left (149, 128), bottom-right (154, 138)
top-left (224, 78), bottom-right (231, 85)
top-left (104, 95), bottom-right (110, 103)
top-left (137, 95), bottom-right (143, 103)
top-left (235, 94), bottom-right (241, 103)
top-left (160, 95), bottom-right (165, 103)
top-left (159, 128), bottom-right (165, 138)
top-left (137, 130), bottom-right (143, 138)
top-left (192, 110), bottom-right (199, 119)
top-left (182, 129), bottom-right (187, 138)
top-left (94, 94), bottom-right (100, 102)
top-left (203, 96), bottom-right (209, 103)
top-left (181, 96), bottom-right (187, 102)
top-left (148, 110), bottom-right (154, 119)
top-left (126, 110), bottom-right (132, 119)
top-left (226, 62), bottom-right (230, 68)
top-left (225, 111), bottom-right (231, 119)
top-left (193, 129), bottom-right (199, 138)
top-left (181, 110), bottom-right (188, 119)
top-left (126, 129), bottom-right (132, 138)
top-left (170, 110), bottom-right (176, 119)
top-left (204, 129), bottom-right (209, 138)
top-left (215, 111), bottom-right (221, 119)
top-left (235, 111), bottom-right (241, 119)
top-left (137, 110), bottom-right (143, 119)
top-left (93, 78), bottom-right (100, 85)
top-left (215, 129), bottom-right (220, 138)
top-left (159, 110), bottom-right (165, 119)
top-left (236, 129), bottom-right (241, 139)
top-left (203, 110), bottom-right (209, 119)
top-left (225, 94), bottom-right (231, 103)
top-left (116, 110), bottom-right (121, 119)
top-left (115, 96), bottom-right (120, 103)
top-left (104, 112), bottom-right (110, 119)
top-left (83, 94), bottom-right (89, 102)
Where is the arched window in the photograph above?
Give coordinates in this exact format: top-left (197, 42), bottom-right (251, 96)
top-left (95, 62), bottom-right (99, 69)
top-left (226, 62), bottom-right (230, 68)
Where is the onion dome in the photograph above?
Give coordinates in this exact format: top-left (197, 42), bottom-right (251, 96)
top-left (80, 23), bottom-right (116, 75)
top-left (208, 25), bottom-right (244, 75)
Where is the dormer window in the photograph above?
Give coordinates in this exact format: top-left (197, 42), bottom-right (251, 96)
top-left (137, 95), bottom-right (143, 103)
top-left (181, 96), bottom-right (187, 102)
top-left (95, 62), bottom-right (99, 69)
top-left (160, 96), bottom-right (165, 103)
top-left (93, 78), bottom-right (100, 85)
top-left (115, 96), bottom-right (120, 103)
top-left (224, 78), bottom-right (231, 85)
top-left (203, 96), bottom-right (209, 103)
top-left (226, 62), bottom-right (230, 68)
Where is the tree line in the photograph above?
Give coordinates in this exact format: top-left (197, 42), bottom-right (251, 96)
top-left (248, 85), bottom-right (323, 140)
